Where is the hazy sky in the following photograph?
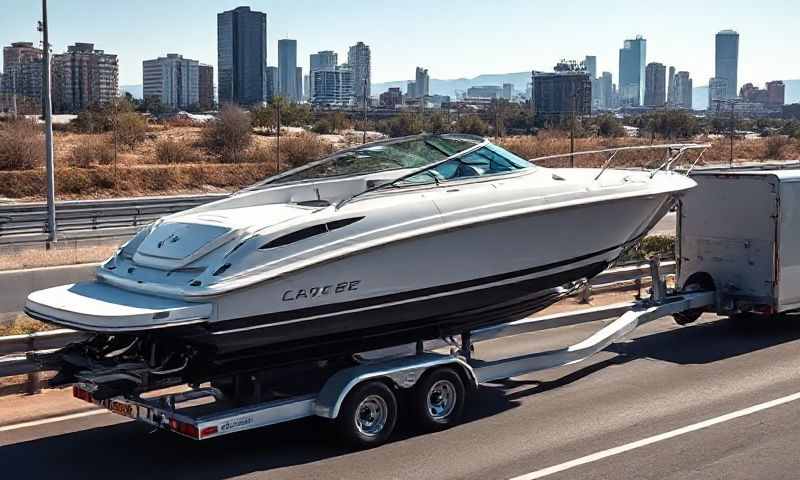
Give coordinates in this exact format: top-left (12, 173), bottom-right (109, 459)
top-left (2, 0), bottom-right (798, 87)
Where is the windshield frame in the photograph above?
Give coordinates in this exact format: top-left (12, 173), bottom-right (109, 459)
top-left (240, 133), bottom-right (484, 193)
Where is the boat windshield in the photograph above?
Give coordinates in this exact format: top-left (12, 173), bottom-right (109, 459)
top-left (392, 143), bottom-right (534, 186)
top-left (253, 135), bottom-right (481, 187)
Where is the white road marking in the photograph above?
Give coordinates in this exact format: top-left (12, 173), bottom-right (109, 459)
top-left (509, 390), bottom-right (800, 480)
top-left (0, 409), bottom-right (107, 433)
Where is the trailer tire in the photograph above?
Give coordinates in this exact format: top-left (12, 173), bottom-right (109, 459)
top-left (336, 380), bottom-right (398, 449)
top-left (413, 367), bottom-right (466, 432)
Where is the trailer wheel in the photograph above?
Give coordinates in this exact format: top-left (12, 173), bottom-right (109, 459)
top-left (336, 380), bottom-right (398, 448)
top-left (413, 367), bottom-right (466, 432)
top-left (674, 275), bottom-right (715, 326)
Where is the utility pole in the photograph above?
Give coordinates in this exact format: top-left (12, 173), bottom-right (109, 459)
top-left (41, 0), bottom-right (57, 243)
top-left (275, 100), bottom-right (281, 173)
top-left (362, 76), bottom-right (368, 144)
top-left (570, 91), bottom-right (577, 168)
top-left (729, 102), bottom-right (735, 167)
top-left (11, 68), bottom-right (18, 120)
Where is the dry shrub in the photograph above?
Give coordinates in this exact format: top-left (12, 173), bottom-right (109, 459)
top-left (0, 119), bottom-right (44, 170)
top-left (68, 136), bottom-right (115, 167)
top-left (245, 146), bottom-right (277, 165)
top-left (763, 135), bottom-right (791, 159)
top-left (114, 112), bottom-right (148, 148)
top-left (201, 104), bottom-right (252, 162)
top-left (155, 139), bottom-right (199, 164)
top-left (279, 133), bottom-right (333, 169)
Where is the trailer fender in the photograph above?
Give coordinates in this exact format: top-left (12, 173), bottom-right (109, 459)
top-left (314, 353), bottom-right (476, 419)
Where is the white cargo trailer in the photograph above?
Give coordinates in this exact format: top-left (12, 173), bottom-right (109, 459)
top-left (678, 168), bottom-right (800, 318)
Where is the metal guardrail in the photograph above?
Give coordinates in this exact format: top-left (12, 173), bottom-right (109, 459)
top-left (0, 194), bottom-right (227, 245)
top-left (0, 261), bottom-right (674, 394)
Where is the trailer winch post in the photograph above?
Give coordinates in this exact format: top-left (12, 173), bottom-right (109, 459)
top-left (649, 256), bottom-right (667, 302)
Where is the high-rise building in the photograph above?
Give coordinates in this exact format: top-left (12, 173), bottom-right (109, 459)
top-left (708, 77), bottom-right (728, 110)
top-left (348, 41), bottom-right (371, 103)
top-left (303, 74), bottom-right (310, 101)
top-left (311, 65), bottom-right (353, 106)
top-left (715, 30), bottom-right (739, 100)
top-left (599, 71), bottom-right (614, 109)
top-left (644, 62), bottom-right (666, 107)
top-left (217, 6), bottom-right (267, 105)
top-left (414, 67), bottom-right (430, 98)
top-left (766, 81), bottom-right (785, 107)
top-left (265, 66), bottom-right (279, 102)
top-left (2, 42), bottom-right (44, 113)
top-left (309, 50), bottom-right (337, 98)
top-left (618, 36), bottom-right (646, 106)
top-left (502, 83), bottom-right (514, 100)
top-left (278, 39), bottom-right (298, 102)
top-left (142, 54), bottom-right (200, 110)
top-left (674, 71), bottom-right (692, 110)
top-left (467, 85), bottom-right (502, 98)
top-left (198, 64), bottom-right (214, 110)
top-left (295, 66), bottom-right (303, 102)
top-left (407, 81), bottom-right (416, 98)
top-left (667, 66), bottom-right (676, 106)
top-left (584, 56), bottom-right (597, 79)
top-left (52, 43), bottom-right (118, 113)
top-left (379, 87), bottom-right (403, 108)
top-left (532, 62), bottom-right (592, 120)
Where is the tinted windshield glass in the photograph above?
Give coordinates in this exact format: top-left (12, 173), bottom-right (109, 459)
top-left (398, 143), bottom-right (533, 185)
top-left (262, 136), bottom-right (477, 186)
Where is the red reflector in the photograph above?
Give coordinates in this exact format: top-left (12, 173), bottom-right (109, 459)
top-left (200, 426), bottom-right (218, 438)
top-left (168, 418), bottom-right (200, 439)
top-left (72, 386), bottom-right (93, 403)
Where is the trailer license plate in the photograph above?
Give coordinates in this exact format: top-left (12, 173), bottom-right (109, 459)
top-left (109, 400), bottom-right (134, 418)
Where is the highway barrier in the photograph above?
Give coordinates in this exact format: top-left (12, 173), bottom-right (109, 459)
top-left (0, 261), bottom-right (674, 395)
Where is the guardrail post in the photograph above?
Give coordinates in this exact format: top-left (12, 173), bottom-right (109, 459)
top-left (25, 336), bottom-right (42, 395)
top-left (578, 283), bottom-right (592, 303)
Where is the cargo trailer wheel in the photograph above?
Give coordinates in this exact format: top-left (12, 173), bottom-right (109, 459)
top-left (413, 367), bottom-right (466, 432)
top-left (336, 381), bottom-right (398, 448)
top-left (674, 276), bottom-right (715, 326)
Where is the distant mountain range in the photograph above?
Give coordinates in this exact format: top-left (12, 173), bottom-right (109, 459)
top-left (122, 76), bottom-right (800, 110)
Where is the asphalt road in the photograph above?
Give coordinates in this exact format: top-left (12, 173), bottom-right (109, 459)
top-left (2, 311), bottom-right (800, 480)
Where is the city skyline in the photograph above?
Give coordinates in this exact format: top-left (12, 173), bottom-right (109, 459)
top-left (2, 0), bottom-right (798, 89)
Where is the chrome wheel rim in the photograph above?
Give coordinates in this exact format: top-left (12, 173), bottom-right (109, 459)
top-left (427, 379), bottom-right (457, 419)
top-left (355, 394), bottom-right (388, 436)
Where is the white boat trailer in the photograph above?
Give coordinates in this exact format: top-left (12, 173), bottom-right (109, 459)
top-left (72, 259), bottom-right (716, 448)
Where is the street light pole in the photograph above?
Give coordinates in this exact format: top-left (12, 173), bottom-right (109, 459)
top-left (729, 102), bottom-right (735, 167)
top-left (41, 0), bottom-right (57, 243)
top-left (362, 76), bottom-right (368, 144)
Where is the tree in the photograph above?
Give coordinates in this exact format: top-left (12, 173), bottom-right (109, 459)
top-left (425, 111), bottom-right (451, 134)
top-left (377, 113), bottom-right (424, 138)
top-left (454, 115), bottom-right (489, 136)
top-left (595, 114), bottom-right (625, 137)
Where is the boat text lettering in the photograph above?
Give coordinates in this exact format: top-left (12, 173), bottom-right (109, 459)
top-left (282, 281), bottom-right (360, 301)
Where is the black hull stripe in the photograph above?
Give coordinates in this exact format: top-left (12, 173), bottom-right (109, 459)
top-left (210, 240), bottom-right (632, 333)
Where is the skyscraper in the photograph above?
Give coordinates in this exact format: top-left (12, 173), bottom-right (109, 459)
top-left (198, 64), bottom-right (214, 110)
top-left (532, 64), bottom-right (592, 120)
top-left (309, 50), bottom-right (337, 98)
top-left (52, 43), bottom-right (118, 113)
top-left (599, 71), bottom-right (613, 109)
top-left (708, 77), bottom-right (728, 110)
top-left (217, 6), bottom-right (267, 105)
top-left (414, 67), bottom-right (430, 98)
top-left (667, 66), bottom-right (676, 106)
top-left (715, 30), bottom-right (739, 100)
top-left (618, 36), bottom-right (646, 106)
top-left (266, 66), bottom-right (279, 102)
top-left (142, 54), bottom-right (200, 110)
top-left (311, 65), bottom-right (353, 106)
top-left (278, 39), bottom-right (298, 102)
top-left (583, 56), bottom-right (597, 79)
top-left (766, 81), bottom-right (785, 107)
top-left (644, 62), bottom-right (666, 107)
top-left (348, 42), bottom-right (371, 103)
top-left (295, 66), bottom-right (303, 102)
top-left (674, 71), bottom-right (692, 110)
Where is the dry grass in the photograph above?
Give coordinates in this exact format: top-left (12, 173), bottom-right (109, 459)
top-left (0, 119), bottom-right (44, 170)
top-left (67, 135), bottom-right (115, 167)
top-left (279, 133), bottom-right (335, 169)
top-left (0, 313), bottom-right (54, 336)
top-left (154, 138), bottom-right (200, 164)
top-left (0, 239), bottom-right (122, 271)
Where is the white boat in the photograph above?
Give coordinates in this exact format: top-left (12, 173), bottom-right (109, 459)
top-left (26, 135), bottom-right (703, 396)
